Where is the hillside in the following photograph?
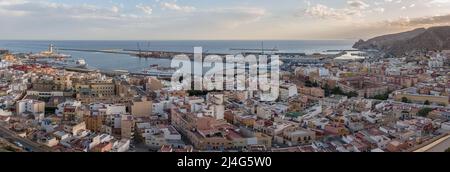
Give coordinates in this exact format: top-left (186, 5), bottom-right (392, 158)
top-left (353, 26), bottom-right (450, 56)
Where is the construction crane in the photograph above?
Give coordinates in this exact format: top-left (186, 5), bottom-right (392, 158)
top-left (137, 42), bottom-right (142, 55)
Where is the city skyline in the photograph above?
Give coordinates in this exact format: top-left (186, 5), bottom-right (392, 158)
top-left (2, 0), bottom-right (450, 155)
top-left (1, 0), bottom-right (450, 40)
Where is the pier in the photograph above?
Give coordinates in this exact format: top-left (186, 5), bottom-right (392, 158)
top-left (229, 48), bottom-right (279, 51)
top-left (58, 47), bottom-right (317, 61)
top-left (59, 48), bottom-right (229, 59)
top-left (122, 49), bottom-right (228, 58)
top-left (325, 49), bottom-right (359, 52)
top-left (58, 48), bottom-right (134, 55)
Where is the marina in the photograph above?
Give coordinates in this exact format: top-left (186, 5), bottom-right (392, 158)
top-left (5, 42), bottom-right (369, 77)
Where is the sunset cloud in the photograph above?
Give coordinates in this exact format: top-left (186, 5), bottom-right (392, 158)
top-left (0, 0), bottom-right (450, 40)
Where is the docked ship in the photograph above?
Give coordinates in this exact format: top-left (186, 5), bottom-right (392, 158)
top-left (138, 65), bottom-right (177, 77)
top-left (36, 58), bottom-right (87, 69)
top-left (29, 44), bottom-right (71, 59)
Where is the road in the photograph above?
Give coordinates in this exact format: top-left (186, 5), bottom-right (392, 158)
top-left (425, 135), bottom-right (450, 152)
top-left (385, 100), bottom-right (450, 110)
top-left (0, 125), bottom-right (53, 152)
top-left (413, 134), bottom-right (450, 152)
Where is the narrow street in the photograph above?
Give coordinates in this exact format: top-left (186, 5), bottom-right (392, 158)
top-left (0, 125), bottom-right (53, 152)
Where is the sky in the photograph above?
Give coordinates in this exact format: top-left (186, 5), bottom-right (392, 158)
top-left (1, 0), bottom-right (450, 40)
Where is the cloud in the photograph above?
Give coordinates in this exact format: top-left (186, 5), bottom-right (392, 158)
top-left (430, 0), bottom-right (450, 4)
top-left (161, 2), bottom-right (195, 12)
top-left (0, 0), bottom-right (26, 6)
top-left (203, 7), bottom-right (266, 28)
top-left (0, 1), bottom-right (135, 20)
top-left (385, 14), bottom-right (450, 27)
top-left (0, 1), bottom-right (152, 39)
top-left (0, 0), bottom-right (269, 40)
top-left (111, 6), bottom-right (120, 13)
top-left (373, 7), bottom-right (385, 13)
top-left (304, 4), bottom-right (343, 19)
top-left (303, 0), bottom-right (370, 20)
top-left (0, 0), bottom-right (29, 16)
top-left (2, 0), bottom-right (449, 40)
top-left (136, 4), bottom-right (152, 15)
top-left (347, 0), bottom-right (370, 9)
top-left (316, 13), bottom-right (450, 39)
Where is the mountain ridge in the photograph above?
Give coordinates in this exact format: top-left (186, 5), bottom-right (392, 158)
top-left (353, 26), bottom-right (450, 56)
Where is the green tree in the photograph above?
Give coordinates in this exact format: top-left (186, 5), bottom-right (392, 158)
top-left (312, 82), bottom-right (319, 87)
top-left (305, 80), bottom-right (319, 87)
top-left (424, 100), bottom-right (431, 105)
top-left (372, 93), bottom-right (389, 100)
top-left (417, 108), bottom-right (433, 117)
top-left (332, 87), bottom-right (343, 95)
top-left (187, 90), bottom-right (209, 96)
top-left (346, 91), bottom-right (359, 98)
top-left (445, 147), bottom-right (450, 152)
top-left (323, 83), bottom-right (329, 90)
top-left (401, 97), bottom-right (409, 103)
top-left (304, 80), bottom-right (311, 87)
top-left (323, 84), bottom-right (331, 97)
top-left (4, 146), bottom-right (18, 152)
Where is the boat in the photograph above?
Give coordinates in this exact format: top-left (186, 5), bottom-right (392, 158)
top-left (75, 59), bottom-right (87, 67)
top-left (35, 58), bottom-right (88, 68)
top-left (139, 65), bottom-right (177, 77)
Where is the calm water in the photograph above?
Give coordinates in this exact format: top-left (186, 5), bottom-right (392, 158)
top-left (0, 40), bottom-right (355, 72)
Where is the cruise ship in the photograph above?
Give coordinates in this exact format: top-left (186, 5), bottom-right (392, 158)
top-left (36, 58), bottom-right (87, 68)
top-left (139, 65), bottom-right (177, 77)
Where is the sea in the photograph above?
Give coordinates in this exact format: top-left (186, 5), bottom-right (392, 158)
top-left (0, 40), bottom-right (356, 72)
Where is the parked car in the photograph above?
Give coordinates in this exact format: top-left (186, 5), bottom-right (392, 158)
top-left (14, 141), bottom-right (23, 148)
top-left (24, 147), bottom-right (33, 152)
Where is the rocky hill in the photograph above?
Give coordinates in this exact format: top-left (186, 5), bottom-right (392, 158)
top-left (353, 26), bottom-right (450, 56)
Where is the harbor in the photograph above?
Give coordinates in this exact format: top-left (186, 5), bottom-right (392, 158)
top-left (59, 46), bottom-right (350, 61)
top-left (10, 43), bottom-right (369, 78)
top-left (0, 40), bottom-right (358, 73)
